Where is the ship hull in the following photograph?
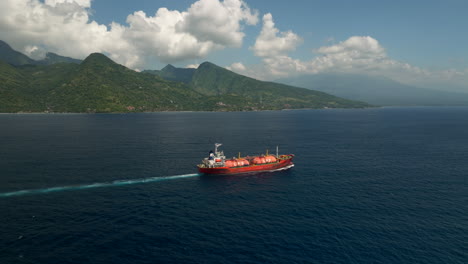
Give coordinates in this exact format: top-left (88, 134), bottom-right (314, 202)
top-left (198, 155), bottom-right (294, 175)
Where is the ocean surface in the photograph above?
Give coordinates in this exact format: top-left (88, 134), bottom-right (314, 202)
top-left (0, 107), bottom-right (467, 264)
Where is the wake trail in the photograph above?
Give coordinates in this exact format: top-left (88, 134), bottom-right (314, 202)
top-left (0, 173), bottom-right (200, 198)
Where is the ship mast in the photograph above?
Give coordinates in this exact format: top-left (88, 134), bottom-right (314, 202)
top-left (215, 143), bottom-right (222, 154)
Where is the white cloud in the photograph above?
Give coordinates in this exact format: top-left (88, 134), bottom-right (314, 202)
top-left (23, 45), bottom-right (46, 59)
top-left (236, 29), bottom-right (468, 91)
top-left (0, 0), bottom-right (118, 59)
top-left (232, 13), bottom-right (403, 80)
top-left (121, 8), bottom-right (218, 65)
top-left (185, 63), bottom-right (200, 68)
top-left (251, 13), bottom-right (302, 58)
top-left (316, 36), bottom-right (384, 57)
top-left (310, 36), bottom-right (389, 73)
top-left (178, 0), bottom-right (258, 47)
top-left (45, 0), bottom-right (91, 8)
top-left (308, 37), bottom-right (462, 88)
top-left (227, 62), bottom-right (247, 72)
top-left (0, 0), bottom-right (258, 69)
top-left (252, 35), bottom-right (392, 77)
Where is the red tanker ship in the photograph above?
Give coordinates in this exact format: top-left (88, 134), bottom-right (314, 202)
top-left (197, 143), bottom-right (294, 175)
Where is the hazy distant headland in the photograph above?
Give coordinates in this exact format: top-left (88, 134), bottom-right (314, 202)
top-left (277, 73), bottom-right (468, 106)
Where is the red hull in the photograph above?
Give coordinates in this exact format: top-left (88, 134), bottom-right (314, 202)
top-left (198, 155), bottom-right (294, 175)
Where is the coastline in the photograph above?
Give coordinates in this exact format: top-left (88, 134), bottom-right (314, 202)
top-left (0, 105), bottom-right (377, 114)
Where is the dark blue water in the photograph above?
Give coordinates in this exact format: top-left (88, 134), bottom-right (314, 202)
top-left (0, 107), bottom-right (467, 264)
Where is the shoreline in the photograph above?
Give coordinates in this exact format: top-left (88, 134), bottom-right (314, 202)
top-left (3, 105), bottom-right (468, 115)
top-left (0, 106), bottom-right (377, 114)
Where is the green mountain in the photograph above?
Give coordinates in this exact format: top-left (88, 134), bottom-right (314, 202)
top-left (0, 40), bottom-right (36, 66)
top-left (0, 41), bottom-right (370, 113)
top-left (49, 53), bottom-right (211, 112)
top-left (0, 61), bottom-right (32, 111)
top-left (278, 73), bottom-right (468, 106)
top-left (146, 62), bottom-right (370, 110)
top-left (2, 53), bottom-right (216, 113)
top-left (0, 40), bottom-right (82, 66)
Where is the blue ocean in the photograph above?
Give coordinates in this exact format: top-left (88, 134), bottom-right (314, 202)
top-left (0, 107), bottom-right (467, 264)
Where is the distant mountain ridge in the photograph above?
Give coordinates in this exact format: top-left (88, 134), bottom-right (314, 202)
top-left (145, 62), bottom-right (369, 110)
top-left (0, 40), bottom-right (368, 113)
top-left (143, 64), bottom-right (195, 84)
top-left (0, 40), bottom-right (82, 66)
top-left (0, 53), bottom-right (209, 112)
top-left (0, 40), bottom-right (37, 66)
top-left (38, 52), bottom-right (82, 65)
top-left (278, 73), bottom-right (468, 106)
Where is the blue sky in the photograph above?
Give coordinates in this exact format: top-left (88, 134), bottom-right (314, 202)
top-left (0, 0), bottom-right (467, 90)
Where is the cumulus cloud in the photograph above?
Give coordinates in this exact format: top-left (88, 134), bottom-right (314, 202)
top-left (0, 0), bottom-right (258, 68)
top-left (185, 63), bottom-right (200, 69)
top-left (311, 39), bottom-right (468, 90)
top-left (305, 36), bottom-right (458, 88)
top-left (226, 12), bottom-right (304, 79)
top-left (121, 8), bottom-right (218, 65)
top-left (227, 62), bottom-right (247, 72)
top-left (233, 32), bottom-right (468, 90)
top-left (261, 35), bottom-right (393, 76)
top-left (236, 23), bottom-right (422, 81)
top-left (310, 36), bottom-right (389, 73)
top-left (316, 36), bottom-right (384, 56)
top-left (232, 13), bottom-right (424, 81)
top-left (178, 0), bottom-right (258, 47)
top-left (44, 0), bottom-right (91, 8)
top-left (251, 13), bottom-right (302, 58)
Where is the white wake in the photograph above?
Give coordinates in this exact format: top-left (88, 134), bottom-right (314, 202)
top-left (0, 173), bottom-right (200, 198)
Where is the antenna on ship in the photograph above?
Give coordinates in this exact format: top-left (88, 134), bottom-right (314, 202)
top-left (276, 146), bottom-right (279, 158)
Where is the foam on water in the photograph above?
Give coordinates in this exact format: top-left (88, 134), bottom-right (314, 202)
top-left (0, 173), bottom-right (200, 198)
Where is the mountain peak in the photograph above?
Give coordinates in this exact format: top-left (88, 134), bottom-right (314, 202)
top-left (44, 52), bottom-right (63, 60)
top-left (198, 61), bottom-right (218, 69)
top-left (81, 53), bottom-right (118, 66)
top-left (84, 52), bottom-right (112, 61)
top-left (153, 63), bottom-right (196, 84)
top-left (0, 39), bottom-right (36, 66)
top-left (77, 53), bottom-right (130, 76)
top-left (162, 64), bottom-right (176, 71)
top-left (0, 40), bottom-right (12, 49)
